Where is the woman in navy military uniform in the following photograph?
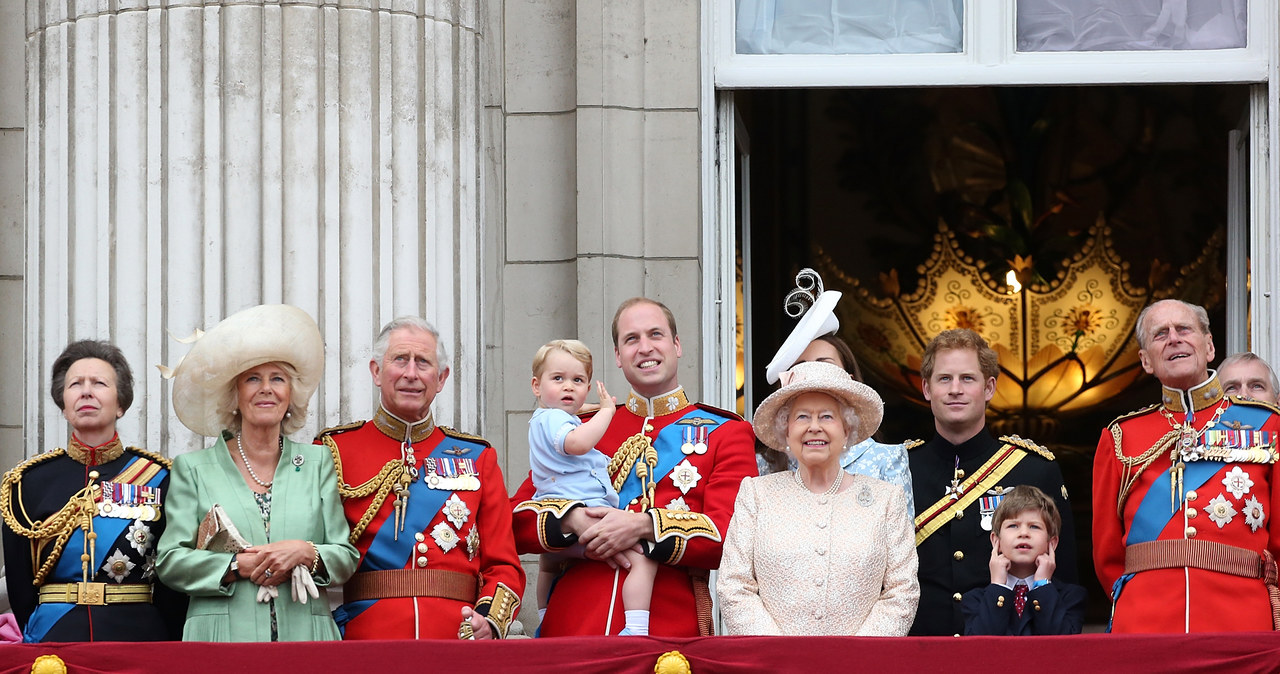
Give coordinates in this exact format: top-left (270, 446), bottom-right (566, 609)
top-left (2, 341), bottom-right (186, 642)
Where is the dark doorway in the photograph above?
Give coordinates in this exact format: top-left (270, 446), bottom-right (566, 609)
top-left (736, 85), bottom-right (1248, 625)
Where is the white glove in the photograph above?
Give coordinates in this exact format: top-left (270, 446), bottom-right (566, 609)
top-left (290, 566), bottom-right (320, 605)
top-left (256, 583), bottom-right (279, 603)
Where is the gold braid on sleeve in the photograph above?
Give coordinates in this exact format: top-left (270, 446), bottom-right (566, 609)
top-left (323, 435), bottom-right (406, 544)
top-left (1, 455), bottom-right (103, 586)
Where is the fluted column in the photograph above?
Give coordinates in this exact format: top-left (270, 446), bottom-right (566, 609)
top-left (25, 0), bottom-right (485, 456)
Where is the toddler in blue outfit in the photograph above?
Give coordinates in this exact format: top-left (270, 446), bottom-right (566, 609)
top-left (529, 339), bottom-right (656, 635)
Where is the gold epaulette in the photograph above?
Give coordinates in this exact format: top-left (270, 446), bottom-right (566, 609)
top-left (692, 402), bottom-right (745, 422)
top-left (0, 450), bottom-right (67, 530)
top-left (440, 426), bottom-right (492, 446)
top-left (1000, 434), bottom-right (1055, 461)
top-left (904, 439), bottom-right (925, 450)
top-left (1231, 397), bottom-right (1280, 416)
top-left (127, 447), bottom-right (172, 469)
top-left (1107, 403), bottom-right (1160, 428)
top-left (314, 420), bottom-right (366, 442)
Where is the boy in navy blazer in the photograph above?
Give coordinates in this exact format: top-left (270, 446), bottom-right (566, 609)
top-left (961, 485), bottom-right (1085, 635)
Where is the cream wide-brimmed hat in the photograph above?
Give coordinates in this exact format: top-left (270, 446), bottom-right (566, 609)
top-left (753, 360), bottom-right (884, 453)
top-left (166, 304), bottom-right (324, 437)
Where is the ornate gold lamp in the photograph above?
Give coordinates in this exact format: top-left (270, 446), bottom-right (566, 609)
top-left (816, 220), bottom-right (1222, 439)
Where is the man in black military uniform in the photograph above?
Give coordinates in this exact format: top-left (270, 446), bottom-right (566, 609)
top-left (908, 329), bottom-right (1076, 636)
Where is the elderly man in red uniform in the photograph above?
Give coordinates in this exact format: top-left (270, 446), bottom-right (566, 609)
top-left (1094, 299), bottom-right (1280, 632)
top-left (321, 317), bottom-right (524, 639)
top-left (511, 297), bottom-right (757, 636)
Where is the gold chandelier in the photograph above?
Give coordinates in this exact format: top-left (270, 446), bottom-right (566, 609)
top-left (817, 219), bottom-right (1223, 439)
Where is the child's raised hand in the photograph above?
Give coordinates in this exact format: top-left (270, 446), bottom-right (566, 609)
top-left (1034, 541), bottom-right (1057, 582)
top-left (988, 537), bottom-right (1010, 586)
top-left (594, 381), bottom-right (616, 420)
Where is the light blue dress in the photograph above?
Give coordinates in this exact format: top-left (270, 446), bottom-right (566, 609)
top-left (757, 438), bottom-right (915, 516)
top-left (528, 407), bottom-right (618, 508)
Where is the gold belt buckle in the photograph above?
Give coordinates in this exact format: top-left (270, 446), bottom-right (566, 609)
top-left (76, 582), bottom-right (107, 606)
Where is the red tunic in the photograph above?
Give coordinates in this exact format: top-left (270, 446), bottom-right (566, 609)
top-left (1093, 377), bottom-right (1280, 633)
top-left (323, 410), bottom-right (525, 639)
top-left (510, 388), bottom-right (757, 637)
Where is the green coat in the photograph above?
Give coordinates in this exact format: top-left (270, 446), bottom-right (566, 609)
top-left (157, 435), bottom-right (358, 641)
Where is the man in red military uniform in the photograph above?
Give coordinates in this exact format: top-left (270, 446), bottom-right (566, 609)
top-left (1094, 299), bottom-right (1280, 632)
top-left (321, 317), bottom-right (524, 640)
top-left (511, 297), bottom-right (757, 636)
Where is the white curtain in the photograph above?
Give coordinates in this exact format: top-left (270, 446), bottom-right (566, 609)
top-left (1016, 0), bottom-right (1247, 51)
top-left (736, 0), bottom-right (963, 54)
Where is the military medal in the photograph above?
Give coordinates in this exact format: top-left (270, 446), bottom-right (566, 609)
top-left (679, 427), bottom-right (709, 455)
top-left (681, 427), bottom-right (695, 455)
top-left (1245, 496), bottom-right (1266, 532)
top-left (432, 522), bottom-right (460, 552)
top-left (443, 494), bottom-right (471, 528)
top-left (944, 457), bottom-right (964, 501)
top-left (466, 526), bottom-right (480, 561)
top-left (980, 490), bottom-right (1005, 531)
top-left (127, 521), bottom-right (154, 555)
top-left (425, 457), bottom-right (481, 491)
top-left (1207, 494), bottom-right (1237, 528)
top-left (669, 459), bottom-right (703, 495)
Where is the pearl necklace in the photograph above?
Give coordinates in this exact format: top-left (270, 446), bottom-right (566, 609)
top-left (236, 432), bottom-right (283, 489)
top-left (795, 466), bottom-right (844, 497)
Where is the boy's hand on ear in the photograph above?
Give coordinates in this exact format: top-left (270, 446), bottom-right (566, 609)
top-left (1034, 541), bottom-right (1057, 582)
top-left (988, 537), bottom-right (1010, 586)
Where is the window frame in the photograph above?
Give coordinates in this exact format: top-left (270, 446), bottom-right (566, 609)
top-left (714, 0), bottom-right (1272, 88)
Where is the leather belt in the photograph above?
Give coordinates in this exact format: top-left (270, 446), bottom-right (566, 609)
top-left (1124, 539), bottom-right (1269, 578)
top-left (38, 582), bottom-right (153, 606)
top-left (343, 569), bottom-right (480, 604)
top-left (1125, 539), bottom-right (1280, 630)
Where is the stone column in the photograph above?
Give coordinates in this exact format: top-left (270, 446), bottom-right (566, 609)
top-left (25, 0), bottom-right (485, 456)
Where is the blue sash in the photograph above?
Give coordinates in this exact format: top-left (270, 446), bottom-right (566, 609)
top-left (25, 457), bottom-right (167, 643)
top-left (360, 436), bottom-right (486, 572)
top-left (1112, 402), bottom-right (1275, 633)
top-left (336, 435), bottom-right (487, 632)
top-left (1127, 404), bottom-right (1273, 546)
top-left (616, 408), bottom-right (730, 507)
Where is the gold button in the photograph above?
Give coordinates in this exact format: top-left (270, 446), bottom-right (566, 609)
top-left (1186, 490), bottom-right (1198, 502)
top-left (1033, 600), bottom-right (1042, 612)
top-left (416, 557), bottom-right (428, 568)
top-left (955, 510), bottom-right (965, 520)
top-left (644, 424), bottom-right (655, 432)
top-left (1186, 508), bottom-right (1197, 519)
top-left (415, 532), bottom-right (426, 542)
top-left (997, 596), bottom-right (1005, 607)
top-left (952, 592), bottom-right (962, 602)
top-left (1186, 526), bottom-right (1197, 538)
top-left (953, 551), bottom-right (964, 561)
top-left (417, 542), bottom-right (429, 553)
top-left (955, 469), bottom-right (966, 479)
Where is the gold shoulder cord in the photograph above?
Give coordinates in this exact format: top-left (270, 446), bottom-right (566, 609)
top-left (127, 447), bottom-right (172, 469)
top-left (0, 451), bottom-right (103, 585)
top-left (1111, 424), bottom-right (1178, 516)
top-left (323, 435), bottom-right (407, 544)
top-left (607, 431), bottom-right (659, 510)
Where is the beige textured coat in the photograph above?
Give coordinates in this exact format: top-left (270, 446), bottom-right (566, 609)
top-left (717, 471), bottom-right (919, 635)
